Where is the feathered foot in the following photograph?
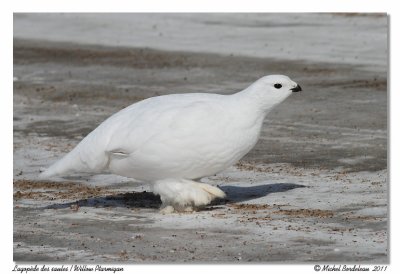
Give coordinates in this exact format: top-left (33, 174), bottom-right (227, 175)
top-left (153, 179), bottom-right (226, 213)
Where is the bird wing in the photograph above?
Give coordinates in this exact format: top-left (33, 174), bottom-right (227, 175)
top-left (105, 96), bottom-right (228, 156)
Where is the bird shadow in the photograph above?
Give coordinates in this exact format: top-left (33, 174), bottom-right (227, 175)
top-left (40, 182), bottom-right (306, 211)
top-left (218, 183), bottom-right (306, 204)
top-left (41, 191), bottom-right (162, 210)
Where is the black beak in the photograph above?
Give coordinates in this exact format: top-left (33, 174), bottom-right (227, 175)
top-left (291, 84), bottom-right (302, 92)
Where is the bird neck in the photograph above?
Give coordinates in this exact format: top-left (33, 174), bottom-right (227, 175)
top-left (233, 84), bottom-right (280, 117)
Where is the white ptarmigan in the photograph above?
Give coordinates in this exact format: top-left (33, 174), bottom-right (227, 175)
top-left (40, 75), bottom-right (301, 212)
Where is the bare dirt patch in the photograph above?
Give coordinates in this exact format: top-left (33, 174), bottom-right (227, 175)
top-left (275, 208), bottom-right (335, 218)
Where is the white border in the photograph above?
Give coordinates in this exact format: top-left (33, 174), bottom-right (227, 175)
top-left (6, 0), bottom-right (391, 13)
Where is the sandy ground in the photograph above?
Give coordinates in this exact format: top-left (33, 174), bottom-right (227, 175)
top-left (13, 14), bottom-right (387, 263)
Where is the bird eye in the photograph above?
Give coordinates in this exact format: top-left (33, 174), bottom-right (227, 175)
top-left (274, 83), bottom-right (282, 89)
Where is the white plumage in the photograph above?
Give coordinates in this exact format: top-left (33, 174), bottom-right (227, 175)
top-left (40, 75), bottom-right (301, 212)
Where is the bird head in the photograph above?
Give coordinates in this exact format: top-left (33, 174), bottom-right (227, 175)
top-left (244, 74), bottom-right (301, 110)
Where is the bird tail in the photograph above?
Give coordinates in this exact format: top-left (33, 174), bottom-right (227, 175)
top-left (39, 149), bottom-right (82, 179)
top-left (39, 123), bottom-right (112, 180)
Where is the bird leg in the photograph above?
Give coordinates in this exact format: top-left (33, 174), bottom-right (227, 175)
top-left (152, 178), bottom-right (226, 213)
